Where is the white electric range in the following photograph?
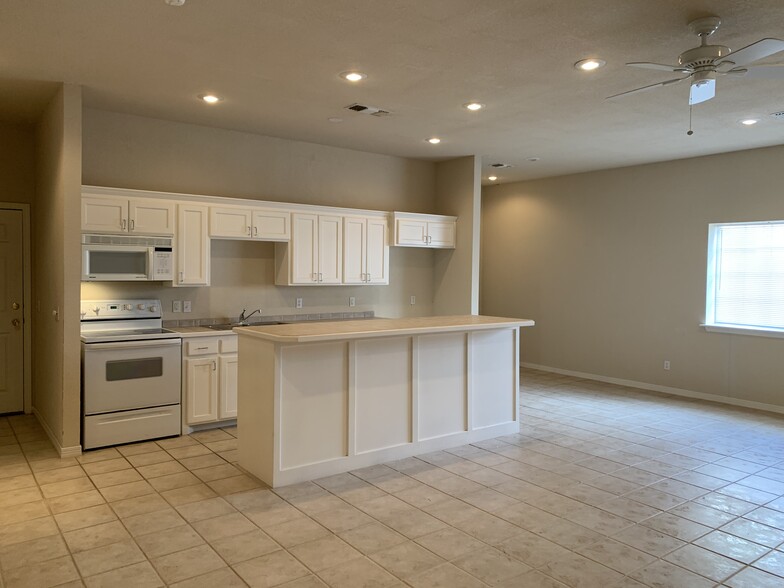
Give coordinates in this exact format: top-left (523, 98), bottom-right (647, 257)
top-left (81, 299), bottom-right (182, 450)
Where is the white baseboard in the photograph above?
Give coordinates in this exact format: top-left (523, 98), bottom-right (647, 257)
top-left (521, 362), bottom-right (784, 416)
top-left (33, 407), bottom-right (82, 457)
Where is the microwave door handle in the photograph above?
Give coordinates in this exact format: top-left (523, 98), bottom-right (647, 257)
top-left (147, 248), bottom-right (155, 280)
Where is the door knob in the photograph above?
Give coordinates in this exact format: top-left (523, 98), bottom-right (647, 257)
top-left (11, 319), bottom-right (20, 328)
top-left (11, 302), bottom-right (19, 310)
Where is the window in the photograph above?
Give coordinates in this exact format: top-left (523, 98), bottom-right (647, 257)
top-left (705, 221), bottom-right (784, 336)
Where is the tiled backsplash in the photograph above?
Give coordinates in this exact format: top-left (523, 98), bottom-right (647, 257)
top-left (163, 310), bottom-right (375, 328)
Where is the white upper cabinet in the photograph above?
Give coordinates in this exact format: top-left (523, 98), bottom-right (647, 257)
top-left (276, 213), bottom-right (342, 285)
top-left (82, 196), bottom-right (174, 235)
top-left (393, 212), bottom-right (456, 249)
top-left (344, 216), bottom-right (389, 285)
top-left (176, 203), bottom-right (210, 286)
top-left (210, 206), bottom-right (290, 241)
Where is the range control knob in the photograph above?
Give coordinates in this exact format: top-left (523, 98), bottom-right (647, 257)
top-left (137, 304), bottom-right (146, 311)
top-left (149, 305), bottom-right (158, 312)
top-left (123, 304), bottom-right (133, 311)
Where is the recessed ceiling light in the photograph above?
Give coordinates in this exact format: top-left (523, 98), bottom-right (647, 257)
top-left (574, 58), bottom-right (606, 71)
top-left (527, 157), bottom-right (541, 162)
top-left (464, 102), bottom-right (485, 111)
top-left (740, 118), bottom-right (759, 126)
top-left (199, 94), bottom-right (222, 104)
top-left (488, 176), bottom-right (498, 181)
top-left (426, 137), bottom-right (441, 144)
top-left (328, 117), bottom-right (343, 123)
top-left (339, 71), bottom-right (367, 82)
top-left (165, 0), bottom-right (186, 5)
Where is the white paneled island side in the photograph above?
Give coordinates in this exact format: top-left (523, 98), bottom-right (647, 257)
top-left (235, 316), bottom-right (535, 487)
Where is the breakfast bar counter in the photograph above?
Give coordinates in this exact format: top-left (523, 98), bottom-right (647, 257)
top-left (235, 315), bottom-right (535, 487)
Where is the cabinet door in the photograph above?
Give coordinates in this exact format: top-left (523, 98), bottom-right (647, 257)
top-left (252, 210), bottom-right (290, 241)
top-left (219, 355), bottom-right (238, 420)
top-left (176, 204), bottom-right (210, 286)
top-left (343, 217), bottom-right (366, 284)
top-left (395, 219), bottom-right (428, 246)
top-left (290, 213), bottom-right (318, 284)
top-left (366, 218), bottom-right (389, 284)
top-left (427, 221), bottom-right (456, 248)
top-left (82, 197), bottom-right (128, 233)
top-left (318, 215), bottom-right (343, 284)
top-left (185, 357), bottom-right (218, 424)
top-left (129, 199), bottom-right (175, 235)
top-left (210, 207), bottom-right (252, 239)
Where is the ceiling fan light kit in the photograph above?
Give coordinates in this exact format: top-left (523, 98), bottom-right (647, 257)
top-left (607, 16), bottom-right (784, 104)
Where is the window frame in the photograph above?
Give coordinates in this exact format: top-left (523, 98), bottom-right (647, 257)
top-left (703, 219), bottom-right (784, 339)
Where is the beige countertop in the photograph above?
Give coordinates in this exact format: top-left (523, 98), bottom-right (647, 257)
top-left (234, 315), bottom-right (535, 343)
top-left (166, 326), bottom-right (233, 336)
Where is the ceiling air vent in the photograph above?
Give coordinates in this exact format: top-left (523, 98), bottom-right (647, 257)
top-left (490, 162), bottom-right (512, 169)
top-left (770, 111), bottom-right (784, 121)
top-left (344, 103), bottom-right (391, 117)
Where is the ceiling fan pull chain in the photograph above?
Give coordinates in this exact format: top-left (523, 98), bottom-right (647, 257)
top-left (687, 104), bottom-right (694, 136)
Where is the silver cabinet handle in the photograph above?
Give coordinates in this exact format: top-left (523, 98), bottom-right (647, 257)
top-left (212, 360), bottom-right (217, 371)
top-left (366, 272), bottom-right (371, 282)
top-left (360, 272), bottom-right (366, 282)
top-left (195, 346), bottom-right (208, 350)
top-left (179, 271), bottom-right (184, 283)
top-left (312, 273), bottom-right (318, 282)
top-left (318, 273), bottom-right (323, 282)
top-left (247, 226), bottom-right (251, 236)
top-left (122, 218), bottom-right (127, 230)
top-left (129, 219), bottom-right (135, 231)
top-left (253, 226), bottom-right (258, 236)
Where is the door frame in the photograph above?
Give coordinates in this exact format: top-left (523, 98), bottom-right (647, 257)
top-left (0, 203), bottom-right (31, 414)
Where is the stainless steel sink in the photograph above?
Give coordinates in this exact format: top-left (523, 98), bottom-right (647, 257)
top-left (205, 321), bottom-right (285, 331)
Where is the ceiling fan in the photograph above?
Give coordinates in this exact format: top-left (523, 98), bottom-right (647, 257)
top-left (607, 16), bottom-right (784, 105)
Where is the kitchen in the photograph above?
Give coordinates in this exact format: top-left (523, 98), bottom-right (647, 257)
top-left (3, 1), bottom-right (784, 587)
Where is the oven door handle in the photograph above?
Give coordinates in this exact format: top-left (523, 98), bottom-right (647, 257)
top-left (83, 338), bottom-right (181, 350)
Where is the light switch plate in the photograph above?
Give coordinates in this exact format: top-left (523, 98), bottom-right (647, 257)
top-left (349, 297), bottom-right (356, 307)
top-left (296, 298), bottom-right (303, 309)
top-left (183, 301), bottom-right (192, 313)
top-left (172, 300), bottom-right (182, 313)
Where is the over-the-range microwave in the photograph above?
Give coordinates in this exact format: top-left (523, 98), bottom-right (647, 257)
top-left (81, 234), bottom-right (173, 281)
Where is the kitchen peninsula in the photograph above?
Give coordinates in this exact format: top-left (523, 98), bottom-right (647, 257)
top-left (236, 316), bottom-right (535, 487)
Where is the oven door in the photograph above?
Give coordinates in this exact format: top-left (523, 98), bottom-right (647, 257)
top-left (82, 338), bottom-right (181, 414)
top-left (82, 245), bottom-right (153, 281)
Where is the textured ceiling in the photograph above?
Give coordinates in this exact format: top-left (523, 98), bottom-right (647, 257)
top-left (1, 0), bottom-right (784, 183)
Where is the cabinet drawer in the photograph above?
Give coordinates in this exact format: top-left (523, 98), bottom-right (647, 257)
top-left (185, 339), bottom-right (218, 356)
top-left (219, 337), bottom-right (238, 354)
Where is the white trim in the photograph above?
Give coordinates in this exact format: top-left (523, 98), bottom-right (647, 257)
top-left (83, 185), bottom-right (391, 219)
top-left (521, 362), bottom-right (784, 416)
top-left (0, 202), bottom-right (32, 414)
top-left (702, 324), bottom-right (784, 340)
top-left (33, 407), bottom-right (83, 457)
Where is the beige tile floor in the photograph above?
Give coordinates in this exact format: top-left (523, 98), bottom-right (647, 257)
top-left (3, 369), bottom-right (784, 587)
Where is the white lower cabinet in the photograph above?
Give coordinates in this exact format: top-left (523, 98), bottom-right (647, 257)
top-left (183, 335), bottom-right (237, 426)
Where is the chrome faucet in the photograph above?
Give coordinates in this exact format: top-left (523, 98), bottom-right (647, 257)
top-left (238, 308), bottom-right (261, 325)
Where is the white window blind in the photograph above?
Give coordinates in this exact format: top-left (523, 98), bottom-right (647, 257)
top-left (706, 221), bottom-right (784, 331)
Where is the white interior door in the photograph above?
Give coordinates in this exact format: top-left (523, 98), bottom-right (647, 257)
top-left (0, 210), bottom-right (23, 413)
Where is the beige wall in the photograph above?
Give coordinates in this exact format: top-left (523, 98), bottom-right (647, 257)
top-left (481, 144), bottom-right (784, 408)
top-left (433, 156), bottom-right (481, 315)
top-left (81, 109), bottom-right (439, 319)
top-left (33, 84), bottom-right (82, 450)
top-left (0, 122), bottom-right (36, 204)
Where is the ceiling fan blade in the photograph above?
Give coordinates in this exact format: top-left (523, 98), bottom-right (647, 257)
top-left (606, 77), bottom-right (688, 100)
top-left (689, 78), bottom-right (716, 105)
top-left (718, 38), bottom-right (784, 67)
top-left (742, 65), bottom-right (784, 79)
top-left (627, 62), bottom-right (688, 72)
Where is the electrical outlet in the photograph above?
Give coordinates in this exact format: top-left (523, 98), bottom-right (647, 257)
top-left (172, 300), bottom-right (182, 313)
top-left (183, 301), bottom-right (192, 313)
top-left (410, 295), bottom-right (416, 305)
top-left (664, 360), bottom-right (671, 371)
top-left (349, 297), bottom-right (356, 307)
top-left (296, 298), bottom-right (303, 309)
